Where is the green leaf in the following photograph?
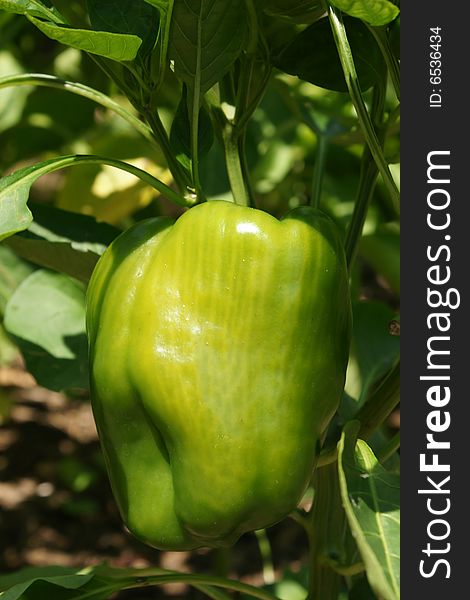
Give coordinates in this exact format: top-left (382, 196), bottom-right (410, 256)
top-left (0, 52), bottom-right (29, 135)
top-left (342, 300), bottom-right (399, 417)
top-left (0, 244), bottom-right (32, 365)
top-left (275, 16), bottom-right (383, 92)
top-left (0, 565), bottom-right (132, 600)
top-left (0, 154), bottom-right (187, 242)
top-left (0, 324), bottom-right (19, 366)
top-left (0, 167), bottom-right (34, 240)
top-left (87, 0), bottom-right (159, 58)
top-left (338, 422), bottom-right (400, 600)
top-left (353, 301), bottom-right (399, 399)
top-left (5, 270), bottom-right (85, 357)
top-left (27, 15), bottom-right (142, 62)
top-left (4, 203), bottom-right (119, 283)
top-left (4, 270), bottom-right (88, 391)
top-left (169, 0), bottom-right (247, 94)
top-left (0, 0), bottom-right (63, 22)
top-left (0, 564), bottom-right (282, 600)
top-left (262, 0), bottom-right (324, 24)
top-left (170, 85), bottom-right (214, 170)
top-left (330, 0), bottom-right (399, 27)
top-left (0, 568), bottom-right (94, 600)
top-left (0, 244), bottom-right (34, 314)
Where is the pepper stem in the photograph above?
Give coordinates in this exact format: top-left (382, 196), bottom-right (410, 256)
top-left (306, 463), bottom-right (344, 600)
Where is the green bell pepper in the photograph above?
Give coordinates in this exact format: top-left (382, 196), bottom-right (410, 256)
top-left (86, 200), bottom-right (351, 550)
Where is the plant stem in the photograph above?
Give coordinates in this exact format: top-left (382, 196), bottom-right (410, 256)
top-left (316, 446), bottom-right (338, 468)
top-left (367, 25), bottom-right (400, 101)
top-left (190, 88), bottom-right (204, 201)
top-left (194, 584), bottom-right (233, 600)
top-left (0, 74), bottom-right (154, 144)
top-left (377, 431), bottom-right (401, 464)
top-left (222, 123), bottom-right (250, 206)
top-left (119, 570), bottom-right (280, 600)
top-left (143, 106), bottom-right (191, 192)
top-left (244, 0), bottom-right (259, 55)
top-left (255, 529), bottom-right (276, 585)
top-left (357, 361), bottom-right (400, 440)
top-left (310, 134), bottom-right (328, 209)
top-left (344, 63), bottom-right (387, 269)
top-left (230, 55), bottom-right (259, 206)
top-left (8, 154), bottom-right (191, 207)
top-left (234, 63), bottom-right (272, 132)
top-left (306, 463), bottom-right (343, 600)
top-left (289, 508), bottom-right (310, 532)
top-left (234, 0), bottom-right (258, 123)
top-left (220, 6), bottom-right (270, 206)
top-left (235, 55), bottom-right (255, 125)
top-left (238, 130), bottom-right (256, 207)
top-left (344, 154), bottom-right (379, 268)
top-left (327, 4), bottom-right (399, 212)
top-left (0, 74), bottom-right (192, 198)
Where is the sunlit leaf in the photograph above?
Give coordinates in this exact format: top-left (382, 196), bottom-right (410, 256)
top-left (169, 0), bottom-right (247, 93)
top-left (28, 16), bottom-right (142, 62)
top-left (338, 422), bottom-right (400, 600)
top-left (330, 0), bottom-right (399, 27)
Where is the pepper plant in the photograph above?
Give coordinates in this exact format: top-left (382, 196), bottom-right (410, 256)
top-left (0, 1), bottom-right (400, 599)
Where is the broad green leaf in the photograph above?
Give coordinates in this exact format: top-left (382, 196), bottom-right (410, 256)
top-left (169, 0), bottom-right (247, 94)
top-left (0, 245), bottom-right (33, 367)
top-left (262, 0), bottom-right (325, 24)
top-left (353, 301), bottom-right (399, 399)
top-left (338, 422), bottom-right (400, 600)
top-left (330, 0), bottom-right (399, 27)
top-left (0, 564), bottom-right (259, 600)
top-left (87, 0), bottom-right (159, 58)
top-left (274, 570), bottom-right (308, 600)
top-left (0, 565), bottom-right (82, 590)
top-left (275, 16), bottom-right (383, 92)
top-left (0, 52), bottom-right (29, 135)
top-left (4, 203), bottom-right (119, 283)
top-left (0, 566), bottom-right (149, 600)
top-left (4, 270), bottom-right (88, 390)
top-left (0, 568), bottom-right (94, 600)
top-left (199, 136), bottom-right (231, 199)
top-left (0, 166), bottom-right (34, 241)
top-left (0, 324), bottom-right (19, 366)
top-left (170, 85), bottom-right (214, 170)
top-left (0, 245), bottom-right (34, 313)
top-left (0, 243), bottom-right (32, 368)
top-left (0, 0), bottom-right (62, 22)
top-left (27, 16), bottom-right (142, 62)
top-left (0, 565), bottom-right (137, 600)
top-left (342, 300), bottom-right (399, 417)
top-left (261, 11), bottom-right (300, 56)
